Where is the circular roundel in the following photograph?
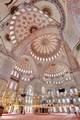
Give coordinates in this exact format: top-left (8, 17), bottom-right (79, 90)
top-left (30, 26), bottom-right (63, 62)
top-left (30, 0), bottom-right (66, 30)
top-left (9, 6), bottom-right (55, 46)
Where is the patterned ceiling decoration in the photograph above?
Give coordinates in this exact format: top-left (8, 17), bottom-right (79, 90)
top-left (30, 26), bottom-right (63, 62)
top-left (10, 56), bottom-right (35, 82)
top-left (9, 5), bottom-right (59, 47)
top-left (30, 0), bottom-right (66, 30)
top-left (44, 63), bottom-right (69, 78)
top-left (14, 56), bottom-right (33, 74)
top-left (43, 63), bottom-right (72, 85)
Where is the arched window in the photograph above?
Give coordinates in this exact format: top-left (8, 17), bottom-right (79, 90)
top-left (27, 85), bottom-right (33, 96)
top-left (42, 86), bottom-right (46, 94)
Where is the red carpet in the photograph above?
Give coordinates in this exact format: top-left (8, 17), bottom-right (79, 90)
top-left (0, 113), bottom-right (80, 120)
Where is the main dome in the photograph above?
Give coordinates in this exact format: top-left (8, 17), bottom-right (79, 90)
top-left (30, 27), bottom-right (63, 61)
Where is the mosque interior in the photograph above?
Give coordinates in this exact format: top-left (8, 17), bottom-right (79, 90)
top-left (0, 0), bottom-right (80, 120)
